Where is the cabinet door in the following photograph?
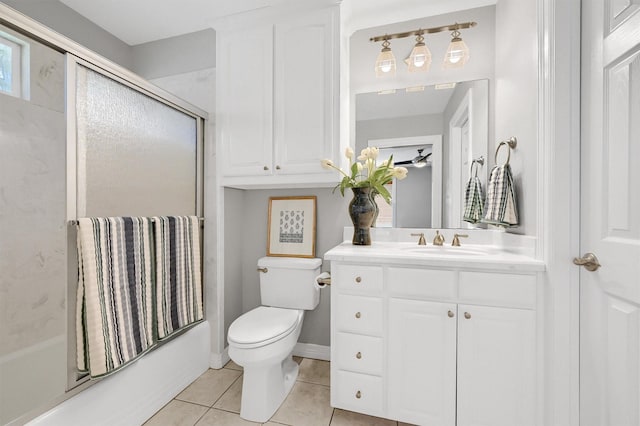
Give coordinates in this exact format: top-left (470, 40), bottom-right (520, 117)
top-left (273, 7), bottom-right (337, 175)
top-left (218, 26), bottom-right (273, 176)
top-left (388, 298), bottom-right (457, 426)
top-left (457, 304), bottom-right (536, 426)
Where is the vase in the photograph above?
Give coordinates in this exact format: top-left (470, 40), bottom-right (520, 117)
top-left (369, 189), bottom-right (380, 227)
top-left (349, 187), bottom-right (376, 245)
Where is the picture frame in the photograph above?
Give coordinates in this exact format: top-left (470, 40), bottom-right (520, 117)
top-left (267, 196), bottom-right (317, 258)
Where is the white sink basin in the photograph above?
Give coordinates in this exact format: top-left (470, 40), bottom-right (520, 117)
top-left (400, 245), bottom-right (489, 256)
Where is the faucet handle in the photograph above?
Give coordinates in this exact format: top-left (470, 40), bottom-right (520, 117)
top-left (433, 230), bottom-right (445, 246)
top-left (451, 234), bottom-right (469, 246)
top-left (410, 233), bottom-right (426, 245)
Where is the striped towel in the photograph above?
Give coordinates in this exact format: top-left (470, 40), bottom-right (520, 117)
top-left (76, 217), bottom-right (156, 377)
top-left (153, 216), bottom-right (203, 340)
top-left (463, 174), bottom-right (485, 224)
top-left (482, 164), bottom-right (519, 227)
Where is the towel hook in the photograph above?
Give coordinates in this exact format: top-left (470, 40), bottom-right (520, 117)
top-left (470, 157), bottom-right (482, 177)
top-left (494, 137), bottom-right (517, 165)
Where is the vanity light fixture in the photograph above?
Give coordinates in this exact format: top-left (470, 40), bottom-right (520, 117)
top-left (375, 37), bottom-right (396, 77)
top-left (443, 25), bottom-right (470, 68)
top-left (370, 21), bottom-right (476, 77)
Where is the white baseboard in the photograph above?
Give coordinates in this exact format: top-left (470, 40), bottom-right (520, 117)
top-left (210, 346), bottom-right (230, 369)
top-left (293, 343), bottom-right (330, 361)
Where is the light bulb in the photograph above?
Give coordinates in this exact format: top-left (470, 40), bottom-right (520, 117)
top-left (443, 31), bottom-right (469, 69)
top-left (375, 39), bottom-right (396, 77)
top-left (407, 34), bottom-right (431, 73)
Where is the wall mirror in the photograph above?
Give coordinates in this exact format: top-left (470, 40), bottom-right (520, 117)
top-left (351, 5), bottom-right (496, 229)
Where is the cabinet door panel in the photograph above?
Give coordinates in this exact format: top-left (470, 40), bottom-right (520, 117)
top-left (219, 26), bottom-right (273, 176)
top-left (388, 298), bottom-right (457, 426)
top-left (273, 8), bottom-right (337, 175)
top-left (457, 304), bottom-right (536, 426)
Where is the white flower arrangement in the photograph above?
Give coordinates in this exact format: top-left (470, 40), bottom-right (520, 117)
top-left (321, 147), bottom-right (408, 204)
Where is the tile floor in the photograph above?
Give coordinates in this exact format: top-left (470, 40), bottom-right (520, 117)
top-left (144, 358), bottom-right (413, 426)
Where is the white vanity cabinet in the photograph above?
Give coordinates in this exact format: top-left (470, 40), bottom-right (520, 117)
top-left (329, 260), bottom-right (539, 426)
top-left (216, 5), bottom-right (339, 188)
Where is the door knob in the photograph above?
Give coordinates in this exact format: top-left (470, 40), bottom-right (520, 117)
top-left (573, 252), bottom-right (601, 271)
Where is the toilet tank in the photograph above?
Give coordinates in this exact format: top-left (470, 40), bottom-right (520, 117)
top-left (258, 257), bottom-right (322, 310)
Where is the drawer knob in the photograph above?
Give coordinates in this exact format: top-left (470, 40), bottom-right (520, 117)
top-left (356, 351), bottom-right (362, 359)
top-left (355, 276), bottom-right (362, 283)
top-left (355, 390), bottom-right (362, 399)
top-left (355, 311), bottom-right (361, 319)
top-left (263, 166), bottom-right (269, 171)
top-left (447, 310), bottom-right (454, 318)
top-left (276, 165), bottom-right (281, 170)
top-left (464, 312), bottom-right (471, 319)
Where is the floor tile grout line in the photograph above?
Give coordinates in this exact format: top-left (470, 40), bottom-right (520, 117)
top-left (295, 378), bottom-right (330, 387)
top-left (210, 373), bottom-right (244, 408)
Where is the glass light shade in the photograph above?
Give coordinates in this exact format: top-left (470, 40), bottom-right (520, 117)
top-left (407, 40), bottom-right (431, 72)
top-left (443, 37), bottom-right (470, 69)
top-left (375, 43), bottom-right (396, 77)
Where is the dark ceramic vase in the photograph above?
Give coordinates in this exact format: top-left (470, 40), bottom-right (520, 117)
top-left (369, 189), bottom-right (380, 227)
top-left (349, 187), bottom-right (376, 245)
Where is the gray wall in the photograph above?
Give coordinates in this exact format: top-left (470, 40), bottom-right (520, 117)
top-left (224, 188), bottom-right (349, 347)
top-left (1, 0), bottom-right (134, 68)
top-left (1, 0), bottom-right (216, 80)
top-left (133, 29), bottom-right (216, 79)
top-left (356, 113), bottom-right (443, 154)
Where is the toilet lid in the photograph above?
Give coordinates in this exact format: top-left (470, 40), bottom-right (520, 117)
top-left (228, 306), bottom-right (301, 347)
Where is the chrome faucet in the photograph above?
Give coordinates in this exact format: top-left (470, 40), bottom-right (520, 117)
top-left (411, 232), bottom-right (426, 245)
top-left (432, 230), bottom-right (445, 246)
top-left (451, 233), bottom-right (469, 246)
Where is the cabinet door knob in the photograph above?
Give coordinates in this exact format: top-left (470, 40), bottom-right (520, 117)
top-left (355, 311), bottom-right (361, 319)
top-left (355, 276), bottom-right (362, 283)
top-left (448, 310), bottom-right (454, 318)
top-left (355, 390), bottom-right (362, 399)
top-left (276, 165), bottom-right (281, 170)
top-left (263, 166), bottom-right (269, 171)
top-left (464, 312), bottom-right (471, 319)
top-left (356, 351), bottom-right (362, 359)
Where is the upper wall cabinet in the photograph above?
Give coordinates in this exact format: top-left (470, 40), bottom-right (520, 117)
top-left (216, 5), bottom-right (340, 188)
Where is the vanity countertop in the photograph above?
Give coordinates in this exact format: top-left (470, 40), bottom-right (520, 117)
top-left (324, 241), bottom-right (545, 272)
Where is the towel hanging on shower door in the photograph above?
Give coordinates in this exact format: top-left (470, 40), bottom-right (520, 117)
top-left (76, 217), bottom-right (156, 377)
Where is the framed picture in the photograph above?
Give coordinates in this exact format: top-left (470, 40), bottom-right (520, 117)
top-left (267, 196), bottom-right (317, 258)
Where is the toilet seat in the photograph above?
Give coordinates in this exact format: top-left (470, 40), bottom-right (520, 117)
top-left (228, 306), bottom-right (302, 349)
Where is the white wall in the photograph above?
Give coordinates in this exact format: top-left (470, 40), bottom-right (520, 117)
top-left (493, 0), bottom-right (537, 235)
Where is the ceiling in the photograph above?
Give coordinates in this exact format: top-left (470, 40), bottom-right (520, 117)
top-left (56, 0), bottom-right (493, 46)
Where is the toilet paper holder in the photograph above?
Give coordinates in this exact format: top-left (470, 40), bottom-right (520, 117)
top-left (316, 272), bottom-right (332, 286)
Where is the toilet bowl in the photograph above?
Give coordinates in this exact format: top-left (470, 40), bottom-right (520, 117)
top-left (228, 307), bottom-right (304, 422)
top-left (227, 257), bottom-right (322, 423)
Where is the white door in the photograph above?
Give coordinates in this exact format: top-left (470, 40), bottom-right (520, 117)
top-left (580, 1), bottom-right (640, 425)
top-left (387, 298), bottom-right (457, 426)
top-left (456, 304), bottom-right (535, 426)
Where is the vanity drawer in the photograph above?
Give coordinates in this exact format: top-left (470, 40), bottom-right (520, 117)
top-left (335, 332), bottom-right (383, 375)
top-left (333, 264), bottom-right (383, 294)
top-left (388, 267), bottom-right (457, 300)
top-left (333, 370), bottom-right (384, 417)
top-left (335, 294), bottom-right (383, 336)
top-left (459, 271), bottom-right (536, 309)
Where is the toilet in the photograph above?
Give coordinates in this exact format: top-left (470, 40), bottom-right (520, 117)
top-left (227, 256), bottom-right (322, 423)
